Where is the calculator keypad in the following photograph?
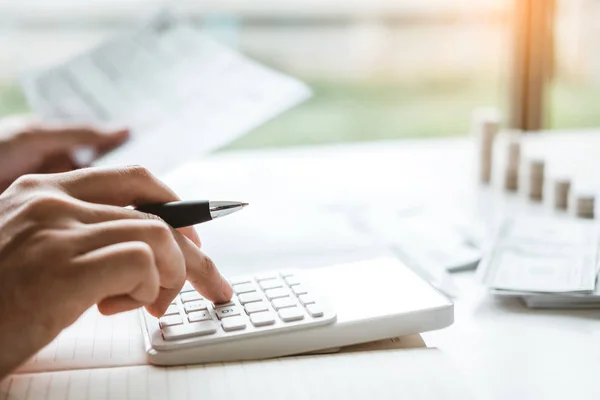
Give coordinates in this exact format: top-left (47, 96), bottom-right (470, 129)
top-left (233, 283), bottom-right (257, 294)
top-left (159, 315), bottom-right (183, 328)
top-left (162, 320), bottom-right (217, 340)
top-left (181, 292), bottom-right (203, 303)
top-left (249, 311), bottom-right (276, 327)
top-left (244, 301), bottom-right (269, 314)
top-left (164, 304), bottom-right (180, 316)
top-left (238, 292), bottom-right (262, 304)
top-left (155, 271), bottom-right (335, 342)
top-left (259, 279), bottom-right (283, 290)
top-left (306, 304), bottom-right (324, 318)
top-left (188, 311), bottom-right (211, 322)
top-left (184, 301), bottom-right (208, 313)
top-left (216, 306), bottom-right (241, 319)
top-left (264, 288), bottom-right (289, 300)
top-left (278, 307), bottom-right (304, 322)
top-left (271, 297), bottom-right (296, 310)
top-left (221, 316), bottom-right (247, 332)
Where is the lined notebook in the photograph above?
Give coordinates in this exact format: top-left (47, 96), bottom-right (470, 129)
top-left (2, 349), bottom-right (472, 400)
top-left (4, 307), bottom-right (472, 399)
top-left (16, 308), bottom-right (145, 374)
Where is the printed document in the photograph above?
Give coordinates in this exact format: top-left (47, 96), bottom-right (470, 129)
top-left (20, 11), bottom-right (311, 174)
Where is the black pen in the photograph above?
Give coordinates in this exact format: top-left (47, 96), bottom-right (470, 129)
top-left (135, 201), bottom-right (248, 228)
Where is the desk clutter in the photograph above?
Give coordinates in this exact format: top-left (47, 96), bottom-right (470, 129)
top-left (472, 109), bottom-right (600, 308)
top-left (478, 216), bottom-right (600, 308)
top-left (473, 108), bottom-right (597, 219)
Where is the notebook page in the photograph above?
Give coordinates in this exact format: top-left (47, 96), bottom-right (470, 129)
top-left (14, 307), bottom-right (146, 375)
top-left (1, 349), bottom-right (473, 400)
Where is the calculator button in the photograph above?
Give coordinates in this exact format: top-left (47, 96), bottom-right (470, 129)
top-left (221, 316), bottom-right (247, 332)
top-left (162, 321), bottom-right (218, 341)
top-left (291, 285), bottom-right (308, 296)
top-left (298, 294), bottom-right (315, 306)
top-left (180, 281), bottom-right (195, 293)
top-left (255, 272), bottom-right (279, 281)
top-left (244, 301), bottom-right (269, 314)
top-left (306, 304), bottom-right (324, 318)
top-left (238, 292), bottom-right (262, 304)
top-left (259, 279), bottom-right (283, 290)
top-left (229, 276), bottom-right (252, 285)
top-left (181, 292), bottom-right (203, 303)
top-left (284, 276), bottom-right (301, 286)
top-left (271, 297), bottom-right (296, 310)
top-left (265, 288), bottom-right (290, 300)
top-left (184, 301), bottom-right (209, 313)
top-left (216, 306), bottom-right (241, 319)
top-left (233, 283), bottom-right (257, 294)
top-left (280, 271), bottom-right (294, 278)
top-left (163, 304), bottom-right (180, 316)
top-left (188, 311), bottom-right (212, 323)
top-left (250, 311), bottom-right (276, 327)
top-left (159, 315), bottom-right (183, 328)
top-left (213, 301), bottom-right (235, 308)
top-left (278, 307), bottom-right (305, 322)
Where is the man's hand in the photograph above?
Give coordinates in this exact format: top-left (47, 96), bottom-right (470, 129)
top-left (0, 115), bottom-right (129, 192)
top-left (0, 166), bottom-right (233, 378)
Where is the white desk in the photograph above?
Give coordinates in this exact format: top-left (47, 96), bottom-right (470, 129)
top-left (163, 132), bottom-right (600, 400)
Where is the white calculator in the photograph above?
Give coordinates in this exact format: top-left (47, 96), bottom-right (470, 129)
top-left (140, 257), bottom-right (454, 366)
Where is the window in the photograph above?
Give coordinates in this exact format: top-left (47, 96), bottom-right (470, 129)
top-left (549, 0), bottom-right (600, 129)
top-left (0, 1), bottom-right (510, 149)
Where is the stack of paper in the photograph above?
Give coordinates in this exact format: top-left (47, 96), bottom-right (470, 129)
top-left (478, 216), bottom-right (600, 308)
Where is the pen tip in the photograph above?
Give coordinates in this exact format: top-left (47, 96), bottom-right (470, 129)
top-left (241, 202), bottom-right (249, 207)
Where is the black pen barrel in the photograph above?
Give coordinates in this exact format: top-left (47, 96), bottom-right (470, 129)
top-left (136, 201), bottom-right (211, 228)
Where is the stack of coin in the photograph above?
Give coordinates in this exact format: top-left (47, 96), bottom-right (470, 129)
top-left (553, 179), bottom-right (571, 210)
top-left (528, 159), bottom-right (545, 201)
top-left (504, 138), bottom-right (521, 191)
top-left (575, 194), bottom-right (595, 219)
top-left (473, 109), bottom-right (500, 184)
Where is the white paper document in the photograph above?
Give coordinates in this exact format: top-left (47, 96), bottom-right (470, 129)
top-left (488, 249), bottom-right (595, 293)
top-left (20, 10), bottom-right (311, 174)
top-left (2, 349), bottom-right (472, 400)
top-left (479, 217), bottom-right (598, 293)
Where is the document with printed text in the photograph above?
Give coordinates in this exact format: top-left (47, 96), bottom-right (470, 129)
top-left (20, 10), bottom-right (311, 174)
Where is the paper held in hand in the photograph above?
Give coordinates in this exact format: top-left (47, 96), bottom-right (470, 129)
top-left (19, 10), bottom-right (311, 174)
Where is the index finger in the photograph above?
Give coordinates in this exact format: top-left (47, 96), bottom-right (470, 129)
top-left (172, 230), bottom-right (233, 304)
top-left (76, 201), bottom-right (231, 305)
top-left (49, 166), bottom-right (201, 246)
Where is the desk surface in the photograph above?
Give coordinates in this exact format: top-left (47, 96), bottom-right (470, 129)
top-left (163, 132), bottom-right (600, 400)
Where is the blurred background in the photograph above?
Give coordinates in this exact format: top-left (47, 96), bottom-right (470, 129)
top-left (0, 0), bottom-right (599, 149)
